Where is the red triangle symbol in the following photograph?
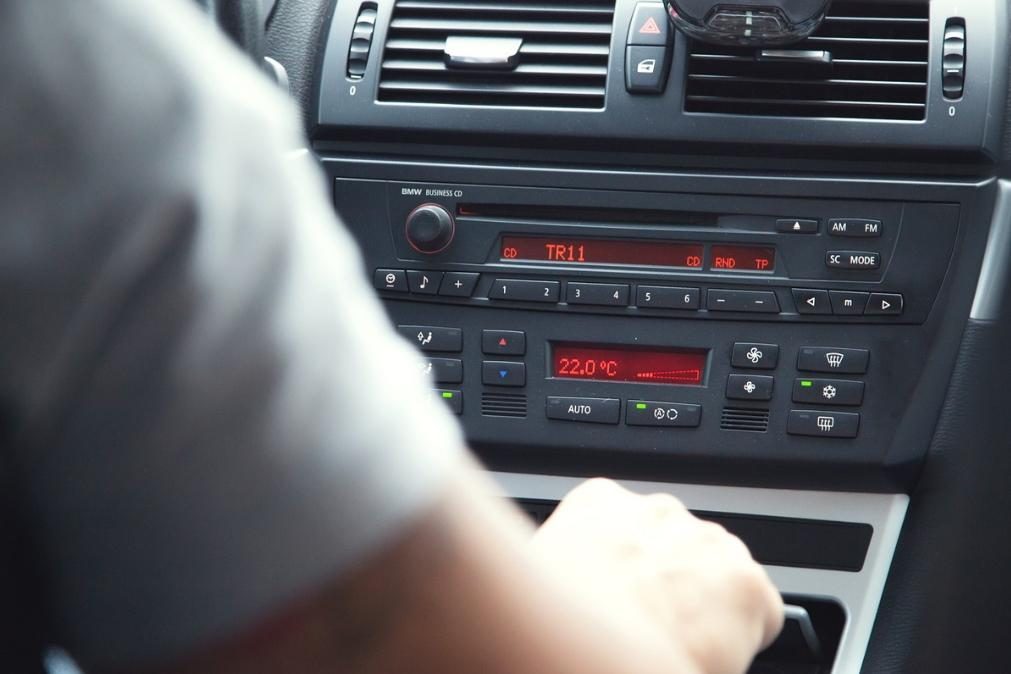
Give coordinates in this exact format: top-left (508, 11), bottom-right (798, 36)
top-left (639, 16), bottom-right (662, 34)
top-left (499, 338), bottom-right (508, 346)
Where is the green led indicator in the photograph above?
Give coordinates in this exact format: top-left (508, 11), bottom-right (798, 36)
top-left (636, 403), bottom-right (648, 410)
top-left (800, 380), bottom-right (814, 388)
top-left (442, 391), bottom-right (454, 399)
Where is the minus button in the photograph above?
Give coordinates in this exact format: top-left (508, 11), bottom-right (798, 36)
top-left (707, 289), bottom-right (781, 314)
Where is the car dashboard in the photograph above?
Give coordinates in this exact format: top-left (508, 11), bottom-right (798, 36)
top-left (261, 0), bottom-right (1011, 671)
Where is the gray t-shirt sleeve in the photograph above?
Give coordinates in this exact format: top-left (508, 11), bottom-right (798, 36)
top-left (0, 0), bottom-right (466, 668)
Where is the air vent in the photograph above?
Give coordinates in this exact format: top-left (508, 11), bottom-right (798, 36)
top-left (481, 392), bottom-right (528, 418)
top-left (378, 0), bottom-right (616, 109)
top-left (685, 1), bottom-right (929, 121)
top-left (721, 407), bottom-right (770, 432)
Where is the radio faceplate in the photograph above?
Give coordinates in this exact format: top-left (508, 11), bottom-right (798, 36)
top-left (341, 179), bottom-right (958, 325)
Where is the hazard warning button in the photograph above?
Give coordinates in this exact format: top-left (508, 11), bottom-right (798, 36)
top-left (628, 2), bottom-right (671, 47)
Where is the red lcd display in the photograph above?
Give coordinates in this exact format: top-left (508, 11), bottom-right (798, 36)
top-left (502, 236), bottom-right (704, 269)
top-left (710, 245), bottom-right (776, 272)
top-left (552, 344), bottom-right (706, 386)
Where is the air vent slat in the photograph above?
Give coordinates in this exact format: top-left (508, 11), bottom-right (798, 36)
top-left (381, 80), bottom-right (605, 97)
top-left (685, 0), bottom-right (929, 121)
top-left (383, 59), bottom-right (608, 77)
top-left (721, 407), bottom-right (770, 432)
top-left (396, 1), bottom-right (615, 15)
top-left (379, 0), bottom-right (615, 109)
top-left (481, 393), bottom-right (528, 418)
top-left (689, 74), bottom-right (926, 88)
top-left (386, 38), bottom-right (611, 57)
top-left (823, 15), bottom-right (929, 24)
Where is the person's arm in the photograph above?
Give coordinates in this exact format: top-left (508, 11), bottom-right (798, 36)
top-left (136, 469), bottom-right (781, 674)
top-left (0, 2), bottom-right (779, 672)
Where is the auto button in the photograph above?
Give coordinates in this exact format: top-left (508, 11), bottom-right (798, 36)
top-left (546, 397), bottom-right (621, 425)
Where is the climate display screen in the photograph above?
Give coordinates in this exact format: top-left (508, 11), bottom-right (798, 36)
top-left (501, 236), bottom-right (704, 269)
top-left (552, 344), bottom-right (706, 386)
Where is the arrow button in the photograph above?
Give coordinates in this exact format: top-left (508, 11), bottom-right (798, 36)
top-left (865, 293), bottom-right (904, 316)
top-left (792, 288), bottom-right (832, 315)
top-left (482, 361), bottom-right (526, 387)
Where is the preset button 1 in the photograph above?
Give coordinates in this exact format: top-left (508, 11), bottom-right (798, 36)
top-left (491, 279), bottom-right (561, 303)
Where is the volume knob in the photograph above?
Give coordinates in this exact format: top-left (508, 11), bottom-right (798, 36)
top-left (406, 203), bottom-right (455, 254)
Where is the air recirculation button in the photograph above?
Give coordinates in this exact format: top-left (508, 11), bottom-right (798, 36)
top-left (347, 3), bottom-right (378, 80)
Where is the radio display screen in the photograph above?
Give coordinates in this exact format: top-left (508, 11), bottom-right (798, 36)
top-left (501, 236), bottom-right (704, 269)
top-left (710, 245), bottom-right (776, 272)
top-left (552, 344), bottom-right (706, 386)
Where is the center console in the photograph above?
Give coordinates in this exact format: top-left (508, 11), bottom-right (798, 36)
top-left (310, 0), bottom-right (1009, 670)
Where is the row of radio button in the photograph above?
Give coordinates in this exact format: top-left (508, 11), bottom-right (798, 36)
top-left (381, 271), bottom-right (901, 318)
top-left (376, 269), bottom-right (479, 297)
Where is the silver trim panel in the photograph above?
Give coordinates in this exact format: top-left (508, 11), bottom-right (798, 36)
top-left (491, 471), bottom-right (908, 674)
top-left (971, 178), bottom-right (1011, 321)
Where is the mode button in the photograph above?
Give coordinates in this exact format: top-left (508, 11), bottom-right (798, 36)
top-left (826, 251), bottom-right (881, 270)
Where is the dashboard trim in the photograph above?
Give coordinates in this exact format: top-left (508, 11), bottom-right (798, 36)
top-left (491, 471), bottom-right (908, 674)
top-left (971, 178), bottom-right (1011, 321)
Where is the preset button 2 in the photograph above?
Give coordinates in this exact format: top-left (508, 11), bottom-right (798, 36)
top-left (491, 279), bottom-right (561, 303)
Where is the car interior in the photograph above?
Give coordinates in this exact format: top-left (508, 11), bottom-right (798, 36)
top-left (47, 0), bottom-right (1011, 672)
